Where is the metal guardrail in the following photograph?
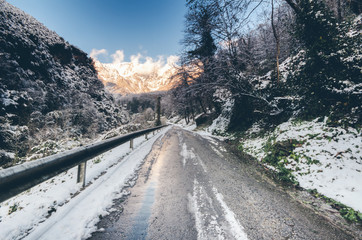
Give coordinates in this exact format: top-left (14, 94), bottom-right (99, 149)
top-left (0, 125), bottom-right (167, 203)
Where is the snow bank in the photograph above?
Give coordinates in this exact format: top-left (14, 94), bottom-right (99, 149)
top-left (0, 127), bottom-right (170, 240)
top-left (242, 118), bottom-right (362, 212)
top-left (205, 89), bottom-right (234, 135)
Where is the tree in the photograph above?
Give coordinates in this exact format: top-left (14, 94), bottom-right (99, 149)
top-left (175, 0), bottom-right (361, 130)
top-left (271, 0), bottom-right (281, 83)
top-left (181, 0), bottom-right (219, 114)
top-left (155, 96), bottom-right (161, 126)
top-left (283, 0), bottom-right (361, 119)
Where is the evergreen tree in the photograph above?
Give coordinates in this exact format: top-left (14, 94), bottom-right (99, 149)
top-left (284, 0), bottom-right (361, 120)
top-left (187, 7), bottom-right (217, 62)
top-left (285, 0), bottom-right (341, 116)
top-left (181, 0), bottom-right (219, 114)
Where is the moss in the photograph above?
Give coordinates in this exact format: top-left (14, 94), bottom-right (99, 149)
top-left (93, 157), bottom-right (101, 164)
top-left (261, 138), bottom-right (307, 185)
top-left (8, 203), bottom-right (20, 215)
top-left (308, 189), bottom-right (362, 224)
top-left (275, 162), bottom-right (298, 185)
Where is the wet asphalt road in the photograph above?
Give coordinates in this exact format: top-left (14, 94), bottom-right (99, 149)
top-left (89, 127), bottom-right (355, 240)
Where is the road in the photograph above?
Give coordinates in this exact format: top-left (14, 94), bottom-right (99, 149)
top-left (88, 127), bottom-right (355, 240)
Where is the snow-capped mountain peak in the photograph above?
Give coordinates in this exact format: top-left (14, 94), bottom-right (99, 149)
top-left (93, 55), bottom-right (180, 94)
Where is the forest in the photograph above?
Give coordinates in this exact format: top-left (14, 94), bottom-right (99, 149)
top-left (171, 0), bottom-right (361, 131)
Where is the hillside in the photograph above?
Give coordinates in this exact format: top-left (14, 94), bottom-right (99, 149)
top-left (0, 0), bottom-right (124, 167)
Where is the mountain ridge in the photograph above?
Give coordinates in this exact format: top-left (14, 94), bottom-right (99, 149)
top-left (93, 58), bottom-right (179, 94)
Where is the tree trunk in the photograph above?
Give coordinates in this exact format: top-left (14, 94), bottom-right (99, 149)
top-left (337, 0), bottom-right (342, 21)
top-left (155, 96), bottom-right (161, 126)
top-left (185, 107), bottom-right (190, 124)
top-left (271, 0), bottom-right (280, 84)
top-left (198, 97), bottom-right (207, 113)
top-left (190, 103), bottom-right (195, 120)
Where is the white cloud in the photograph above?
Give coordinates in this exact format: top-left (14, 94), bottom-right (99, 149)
top-left (111, 50), bottom-right (125, 65)
top-left (90, 49), bottom-right (108, 60)
top-left (166, 55), bottom-right (180, 67)
top-left (127, 54), bottom-right (179, 75)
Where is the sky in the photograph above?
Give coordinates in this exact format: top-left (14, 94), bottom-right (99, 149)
top-left (7, 0), bottom-right (187, 63)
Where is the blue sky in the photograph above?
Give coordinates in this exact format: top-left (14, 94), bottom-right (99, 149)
top-left (7, 0), bottom-right (187, 62)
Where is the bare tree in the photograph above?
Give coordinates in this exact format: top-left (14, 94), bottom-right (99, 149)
top-left (271, 0), bottom-right (281, 83)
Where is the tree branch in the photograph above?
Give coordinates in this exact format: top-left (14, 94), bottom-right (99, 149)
top-left (284, 0), bottom-right (301, 15)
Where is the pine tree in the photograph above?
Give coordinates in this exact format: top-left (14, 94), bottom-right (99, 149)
top-left (285, 0), bottom-right (361, 120)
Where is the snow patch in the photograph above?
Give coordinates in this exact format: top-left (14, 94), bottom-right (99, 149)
top-left (180, 142), bottom-right (207, 172)
top-left (213, 187), bottom-right (248, 240)
top-left (206, 90), bottom-right (234, 135)
top-left (180, 143), bottom-right (189, 167)
top-left (189, 179), bottom-right (226, 240)
top-left (242, 118), bottom-right (362, 212)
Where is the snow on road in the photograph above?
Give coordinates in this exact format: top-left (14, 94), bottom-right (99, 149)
top-left (180, 143), bottom-right (207, 172)
top-left (178, 129), bottom-right (248, 240)
top-left (212, 187), bottom-right (248, 240)
top-left (188, 179), bottom-right (248, 240)
top-left (0, 127), bottom-right (170, 240)
top-left (180, 143), bottom-right (190, 167)
top-left (188, 179), bottom-right (226, 240)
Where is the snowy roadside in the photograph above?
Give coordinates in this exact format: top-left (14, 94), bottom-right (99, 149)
top-left (168, 89), bottom-right (234, 141)
top-left (168, 117), bottom-right (197, 131)
top-left (0, 126), bottom-right (170, 240)
top-left (179, 110), bottom-right (361, 220)
top-left (241, 117), bottom-right (362, 213)
top-left (170, 115), bottom-right (230, 142)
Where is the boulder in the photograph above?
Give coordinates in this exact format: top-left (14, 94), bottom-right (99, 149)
top-left (0, 151), bottom-right (15, 167)
top-left (195, 113), bottom-right (217, 127)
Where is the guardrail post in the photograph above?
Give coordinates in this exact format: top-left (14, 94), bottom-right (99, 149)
top-left (153, 131), bottom-right (155, 136)
top-left (130, 139), bottom-right (134, 149)
top-left (77, 161), bottom-right (87, 188)
top-left (145, 133), bottom-right (148, 140)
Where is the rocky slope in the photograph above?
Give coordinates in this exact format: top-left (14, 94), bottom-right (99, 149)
top-left (0, 0), bottom-right (125, 167)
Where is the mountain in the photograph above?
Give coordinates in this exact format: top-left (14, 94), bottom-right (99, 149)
top-left (0, 0), bottom-right (124, 167)
top-left (93, 59), bottom-right (179, 94)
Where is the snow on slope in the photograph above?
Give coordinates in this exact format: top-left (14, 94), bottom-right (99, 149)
top-left (0, 127), bottom-right (170, 240)
top-left (0, 0), bottom-right (123, 167)
top-left (94, 55), bottom-right (180, 94)
top-left (241, 117), bottom-right (362, 212)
